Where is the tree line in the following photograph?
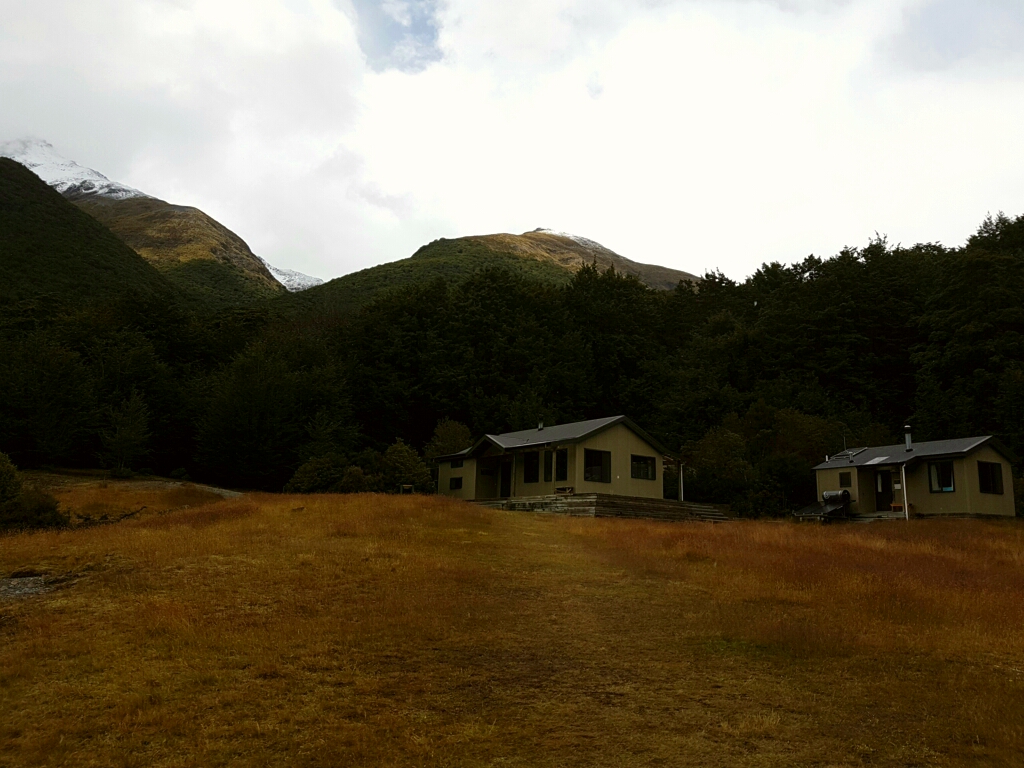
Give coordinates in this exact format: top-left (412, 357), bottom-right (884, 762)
top-left (2, 212), bottom-right (1022, 517)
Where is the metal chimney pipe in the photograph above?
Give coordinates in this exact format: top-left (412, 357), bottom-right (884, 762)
top-left (538, 421), bottom-right (544, 431)
top-left (904, 425), bottom-right (913, 452)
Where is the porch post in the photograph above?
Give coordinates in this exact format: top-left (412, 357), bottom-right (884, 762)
top-left (678, 458), bottom-right (684, 502)
top-left (900, 463), bottom-right (909, 521)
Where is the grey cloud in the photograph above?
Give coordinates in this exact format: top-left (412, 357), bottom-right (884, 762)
top-left (888, 0), bottom-right (1024, 71)
top-left (347, 0), bottom-right (442, 72)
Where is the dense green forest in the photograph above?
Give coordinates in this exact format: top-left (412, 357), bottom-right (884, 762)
top-left (2, 156), bottom-right (1022, 514)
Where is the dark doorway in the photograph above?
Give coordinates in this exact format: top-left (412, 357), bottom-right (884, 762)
top-left (500, 461), bottom-right (512, 498)
top-left (875, 470), bottom-right (893, 512)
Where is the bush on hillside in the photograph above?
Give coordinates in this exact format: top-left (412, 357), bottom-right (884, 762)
top-left (0, 452), bottom-right (67, 530)
top-left (0, 452), bottom-right (23, 508)
top-left (284, 450), bottom-right (403, 495)
top-left (424, 418), bottom-right (474, 462)
top-left (284, 453), bottom-right (349, 494)
top-left (382, 440), bottom-right (433, 493)
top-left (336, 466), bottom-right (383, 494)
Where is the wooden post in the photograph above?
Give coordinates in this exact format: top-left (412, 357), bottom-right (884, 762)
top-left (900, 463), bottom-right (909, 521)
top-left (678, 458), bottom-right (684, 502)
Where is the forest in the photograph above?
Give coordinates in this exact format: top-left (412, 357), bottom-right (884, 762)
top-left (2, 189), bottom-right (1023, 516)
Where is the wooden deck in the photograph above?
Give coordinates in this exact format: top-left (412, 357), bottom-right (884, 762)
top-left (476, 494), bottom-right (730, 523)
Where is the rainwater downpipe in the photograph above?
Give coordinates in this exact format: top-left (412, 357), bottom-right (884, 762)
top-left (902, 424), bottom-right (912, 521)
top-left (901, 463), bottom-right (909, 521)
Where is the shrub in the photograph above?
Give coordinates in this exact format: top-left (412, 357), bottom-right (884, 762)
top-left (337, 466), bottom-right (384, 494)
top-left (0, 452), bottom-right (22, 508)
top-left (0, 452), bottom-right (67, 530)
top-left (285, 454), bottom-right (348, 494)
top-left (0, 489), bottom-right (68, 530)
top-left (382, 440), bottom-right (433, 493)
top-left (424, 418), bottom-right (474, 462)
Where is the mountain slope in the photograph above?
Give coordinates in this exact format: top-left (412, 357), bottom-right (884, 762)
top-left (258, 257), bottom-right (324, 292)
top-left (0, 158), bottom-right (176, 306)
top-left (0, 139), bottom-right (147, 200)
top-left (279, 230), bottom-right (698, 316)
top-left (73, 195), bottom-right (286, 308)
top-left (0, 139), bottom-right (322, 308)
top-left (501, 229), bottom-right (697, 290)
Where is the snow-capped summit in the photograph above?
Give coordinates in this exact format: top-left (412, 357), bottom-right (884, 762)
top-left (259, 258), bottom-right (325, 292)
top-left (0, 139), bottom-right (149, 200)
top-left (1, 138), bottom-right (324, 292)
top-left (532, 228), bottom-right (617, 255)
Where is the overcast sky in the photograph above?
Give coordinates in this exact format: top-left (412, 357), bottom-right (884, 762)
top-left (2, 0), bottom-right (1023, 281)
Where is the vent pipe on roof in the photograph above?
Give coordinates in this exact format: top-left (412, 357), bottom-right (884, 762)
top-left (538, 421), bottom-right (544, 431)
top-left (905, 425), bottom-right (913, 452)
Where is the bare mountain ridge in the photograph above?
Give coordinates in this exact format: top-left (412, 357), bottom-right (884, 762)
top-left (0, 140), bottom-right (323, 304)
top-left (281, 228), bottom-right (699, 317)
top-left (471, 229), bottom-right (698, 290)
top-left (73, 195), bottom-right (283, 294)
top-left (2, 140), bottom-right (696, 309)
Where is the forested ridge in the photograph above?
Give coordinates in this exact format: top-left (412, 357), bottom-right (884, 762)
top-left (2, 152), bottom-right (1022, 514)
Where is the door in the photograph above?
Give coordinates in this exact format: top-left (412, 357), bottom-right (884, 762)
top-left (875, 470), bottom-right (893, 512)
top-left (500, 461), bottom-right (512, 498)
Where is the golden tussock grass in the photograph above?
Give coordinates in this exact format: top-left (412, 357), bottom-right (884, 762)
top-left (1, 494), bottom-right (1023, 767)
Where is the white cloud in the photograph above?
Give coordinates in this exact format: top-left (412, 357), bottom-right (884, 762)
top-left (1, 0), bottom-right (1023, 281)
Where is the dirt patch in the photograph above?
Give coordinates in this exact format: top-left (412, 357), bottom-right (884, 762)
top-left (0, 576), bottom-right (50, 599)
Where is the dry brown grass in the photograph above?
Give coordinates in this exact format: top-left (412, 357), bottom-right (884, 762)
top-left (1, 494), bottom-right (1023, 767)
top-left (21, 472), bottom-right (233, 527)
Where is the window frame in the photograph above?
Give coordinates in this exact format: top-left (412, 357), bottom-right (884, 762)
top-left (839, 471), bottom-right (852, 489)
top-left (523, 451), bottom-right (540, 484)
top-left (543, 451), bottom-right (553, 483)
top-left (555, 449), bottom-right (568, 482)
top-left (449, 477), bottom-right (463, 491)
top-left (584, 449), bottom-right (612, 483)
top-left (978, 461), bottom-right (1004, 495)
top-left (450, 459), bottom-right (463, 469)
top-left (928, 461), bottom-right (955, 493)
top-left (630, 454), bottom-right (657, 481)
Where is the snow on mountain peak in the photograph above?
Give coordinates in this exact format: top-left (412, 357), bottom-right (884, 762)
top-left (0, 138), bottom-right (149, 200)
top-left (531, 228), bottom-right (616, 255)
top-left (1, 137), bottom-right (325, 292)
top-left (258, 258), bottom-right (325, 292)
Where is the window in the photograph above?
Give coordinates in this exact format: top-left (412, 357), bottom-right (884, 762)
top-left (631, 455), bottom-right (656, 480)
top-left (524, 451), bottom-right (540, 483)
top-left (978, 461), bottom-right (1004, 495)
top-left (584, 449), bottom-right (611, 483)
top-left (450, 459), bottom-right (463, 469)
top-left (839, 472), bottom-right (852, 488)
top-left (555, 449), bottom-right (568, 482)
top-left (449, 477), bottom-right (463, 491)
top-left (929, 461), bottom-right (955, 493)
top-left (544, 451), bottom-right (553, 483)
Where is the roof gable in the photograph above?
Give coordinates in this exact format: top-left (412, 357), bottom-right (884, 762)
top-left (438, 416), bottom-right (673, 461)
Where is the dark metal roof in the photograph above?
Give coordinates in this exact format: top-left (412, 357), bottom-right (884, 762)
top-left (436, 415), bottom-right (674, 461)
top-left (813, 436), bottom-right (1014, 471)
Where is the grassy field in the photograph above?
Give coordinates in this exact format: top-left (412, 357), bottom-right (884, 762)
top-left (2, 491), bottom-right (1023, 767)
